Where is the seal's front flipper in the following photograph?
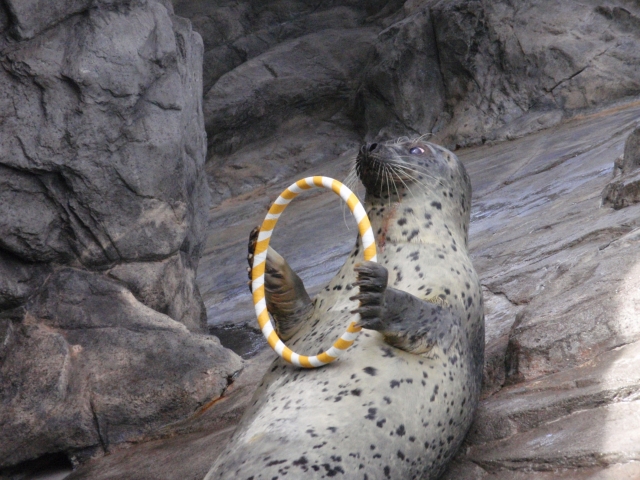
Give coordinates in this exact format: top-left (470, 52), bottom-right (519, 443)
top-left (351, 261), bottom-right (460, 355)
top-left (247, 226), bottom-right (313, 340)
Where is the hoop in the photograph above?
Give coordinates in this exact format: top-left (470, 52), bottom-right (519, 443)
top-left (251, 176), bottom-right (377, 368)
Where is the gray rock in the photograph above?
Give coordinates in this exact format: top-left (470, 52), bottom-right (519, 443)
top-left (430, 0), bottom-right (640, 148)
top-left (0, 250), bottom-right (51, 310)
top-left (108, 253), bottom-right (207, 332)
top-left (358, 8), bottom-right (445, 140)
top-left (0, 268), bottom-right (242, 468)
top-left (0, 0), bottom-right (241, 469)
top-left (178, 0), bottom-right (640, 205)
top-left (602, 126), bottom-right (640, 209)
top-left (622, 126), bottom-right (640, 174)
top-left (65, 348), bottom-right (273, 480)
top-left (5, 0), bottom-right (90, 40)
top-left (203, 27), bottom-right (377, 156)
top-left (601, 170), bottom-right (640, 209)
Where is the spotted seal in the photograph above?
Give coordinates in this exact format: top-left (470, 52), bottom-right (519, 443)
top-left (204, 138), bottom-right (484, 480)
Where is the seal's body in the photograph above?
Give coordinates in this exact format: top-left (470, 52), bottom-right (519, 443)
top-left (205, 140), bottom-right (484, 480)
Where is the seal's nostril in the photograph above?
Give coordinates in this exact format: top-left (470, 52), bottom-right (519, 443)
top-left (369, 143), bottom-right (378, 152)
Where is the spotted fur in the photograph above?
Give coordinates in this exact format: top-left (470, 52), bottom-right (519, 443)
top-left (205, 139), bottom-right (484, 480)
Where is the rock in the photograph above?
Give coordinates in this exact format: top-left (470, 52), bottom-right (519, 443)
top-left (0, 250), bottom-right (51, 309)
top-left (64, 348), bottom-right (273, 480)
top-left (203, 28), bottom-right (378, 156)
top-left (174, 0), bottom-right (640, 205)
top-left (504, 230), bottom-right (640, 382)
top-left (602, 126), bottom-right (640, 209)
top-left (108, 252), bottom-right (207, 332)
top-left (480, 287), bottom-right (521, 398)
top-left (0, 0), bottom-right (242, 470)
top-left (430, 0), bottom-right (640, 148)
top-left (0, 268), bottom-right (242, 468)
top-left (472, 400), bottom-right (640, 470)
top-left (4, 0), bottom-right (91, 40)
top-left (601, 169), bottom-right (640, 210)
top-left (357, 8), bottom-right (445, 140)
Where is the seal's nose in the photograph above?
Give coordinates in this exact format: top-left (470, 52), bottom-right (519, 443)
top-left (361, 143), bottom-right (378, 154)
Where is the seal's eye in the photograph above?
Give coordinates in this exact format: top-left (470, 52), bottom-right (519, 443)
top-left (409, 147), bottom-right (425, 155)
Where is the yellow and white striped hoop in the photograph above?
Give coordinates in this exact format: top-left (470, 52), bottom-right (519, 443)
top-left (251, 176), bottom-right (377, 368)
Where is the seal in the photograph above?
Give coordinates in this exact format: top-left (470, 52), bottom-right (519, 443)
top-left (204, 138), bottom-right (485, 480)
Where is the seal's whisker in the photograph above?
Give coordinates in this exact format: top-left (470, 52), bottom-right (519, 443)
top-left (415, 133), bottom-right (433, 143)
top-left (385, 161), bottom-right (446, 188)
top-left (365, 152), bottom-right (431, 180)
top-left (383, 166), bottom-right (392, 207)
top-left (389, 165), bottom-right (416, 200)
top-left (389, 165), bottom-right (401, 202)
top-left (389, 166), bottom-right (440, 198)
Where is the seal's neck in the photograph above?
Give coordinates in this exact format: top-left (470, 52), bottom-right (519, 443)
top-left (365, 189), bottom-right (469, 249)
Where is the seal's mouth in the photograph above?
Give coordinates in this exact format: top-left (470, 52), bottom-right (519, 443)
top-left (356, 142), bottom-right (416, 197)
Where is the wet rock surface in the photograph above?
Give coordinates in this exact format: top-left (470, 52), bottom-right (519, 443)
top-left (0, 0), bottom-right (242, 471)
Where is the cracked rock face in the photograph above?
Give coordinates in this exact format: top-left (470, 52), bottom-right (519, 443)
top-left (0, 0), bottom-right (242, 470)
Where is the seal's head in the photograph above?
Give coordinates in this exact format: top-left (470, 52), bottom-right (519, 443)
top-left (355, 137), bottom-right (472, 244)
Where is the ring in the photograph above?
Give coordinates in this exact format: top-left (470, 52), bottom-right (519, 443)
top-left (251, 176), bottom-right (377, 368)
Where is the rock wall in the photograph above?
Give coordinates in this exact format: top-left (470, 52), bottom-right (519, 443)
top-left (174, 0), bottom-right (640, 205)
top-left (0, 0), bottom-right (242, 470)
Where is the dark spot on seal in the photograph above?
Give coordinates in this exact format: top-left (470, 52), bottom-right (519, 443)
top-left (293, 456), bottom-right (308, 467)
top-left (390, 380), bottom-right (400, 389)
top-left (406, 229), bottom-right (420, 242)
top-left (321, 463), bottom-right (344, 476)
top-left (381, 347), bottom-right (395, 358)
top-left (376, 419), bottom-right (386, 428)
top-left (365, 408), bottom-right (377, 420)
top-left (363, 367), bottom-right (377, 376)
top-left (397, 218), bottom-right (407, 226)
top-left (351, 389), bottom-right (362, 396)
top-left (431, 201), bottom-right (442, 210)
top-left (396, 425), bottom-right (406, 436)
